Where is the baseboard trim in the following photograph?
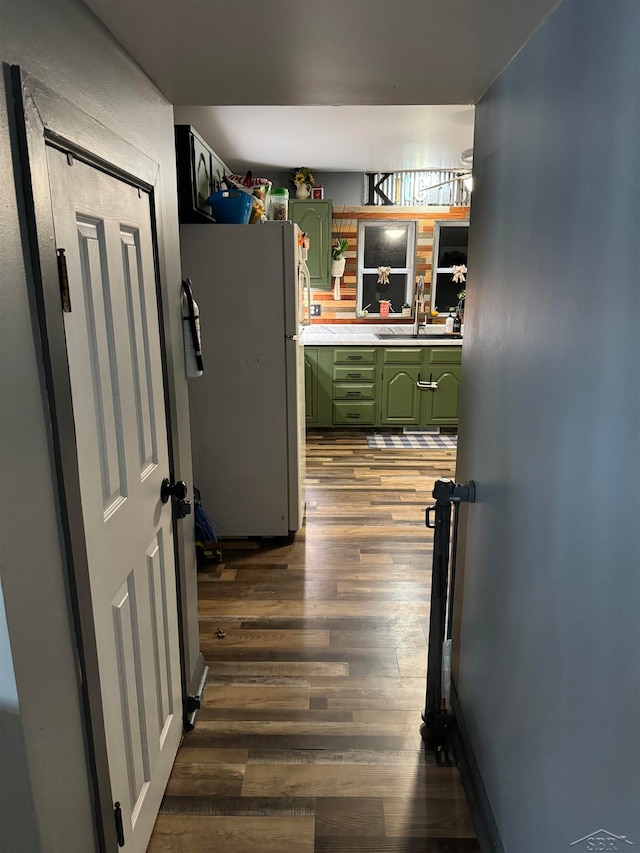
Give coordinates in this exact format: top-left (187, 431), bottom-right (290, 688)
top-left (451, 682), bottom-right (505, 853)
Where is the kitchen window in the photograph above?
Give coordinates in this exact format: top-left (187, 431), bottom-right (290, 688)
top-left (430, 221), bottom-right (469, 314)
top-left (356, 220), bottom-right (417, 317)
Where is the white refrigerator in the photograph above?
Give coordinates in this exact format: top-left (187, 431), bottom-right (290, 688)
top-left (180, 222), bottom-right (307, 537)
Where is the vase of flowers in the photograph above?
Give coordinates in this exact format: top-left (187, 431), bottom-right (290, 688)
top-left (293, 167), bottom-right (315, 199)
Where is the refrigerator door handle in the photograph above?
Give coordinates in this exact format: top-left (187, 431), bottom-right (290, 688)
top-left (299, 261), bottom-right (312, 326)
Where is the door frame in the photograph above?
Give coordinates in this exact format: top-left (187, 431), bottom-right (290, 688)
top-left (7, 65), bottom-right (188, 852)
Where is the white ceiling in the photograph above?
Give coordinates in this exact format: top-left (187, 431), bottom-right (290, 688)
top-left (173, 105), bottom-right (475, 172)
top-left (84, 0), bottom-right (560, 172)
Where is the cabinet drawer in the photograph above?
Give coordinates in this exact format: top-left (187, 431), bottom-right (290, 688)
top-left (333, 401), bottom-right (376, 425)
top-left (333, 348), bottom-right (377, 364)
top-left (427, 347), bottom-right (463, 365)
top-left (383, 347), bottom-right (423, 364)
top-left (333, 383), bottom-right (375, 400)
top-left (333, 365), bottom-right (376, 382)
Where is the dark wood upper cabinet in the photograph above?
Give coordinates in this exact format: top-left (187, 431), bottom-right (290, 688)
top-left (175, 125), bottom-right (228, 223)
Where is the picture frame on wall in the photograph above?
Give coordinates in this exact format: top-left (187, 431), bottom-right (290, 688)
top-left (311, 185), bottom-right (324, 199)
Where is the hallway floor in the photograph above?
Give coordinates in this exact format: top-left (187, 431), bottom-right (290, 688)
top-left (148, 430), bottom-right (480, 852)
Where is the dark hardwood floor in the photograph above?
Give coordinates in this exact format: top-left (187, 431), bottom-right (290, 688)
top-left (148, 429), bottom-right (479, 852)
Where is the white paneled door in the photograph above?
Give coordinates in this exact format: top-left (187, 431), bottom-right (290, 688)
top-left (47, 148), bottom-right (182, 852)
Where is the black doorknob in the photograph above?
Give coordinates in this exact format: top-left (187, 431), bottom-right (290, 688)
top-left (160, 478), bottom-right (188, 504)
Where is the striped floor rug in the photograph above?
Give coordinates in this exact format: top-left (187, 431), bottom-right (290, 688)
top-left (367, 434), bottom-right (458, 449)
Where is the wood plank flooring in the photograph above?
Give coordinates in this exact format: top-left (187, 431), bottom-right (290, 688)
top-left (148, 430), bottom-right (479, 852)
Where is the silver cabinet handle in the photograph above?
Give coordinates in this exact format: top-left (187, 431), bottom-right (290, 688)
top-left (416, 371), bottom-right (438, 391)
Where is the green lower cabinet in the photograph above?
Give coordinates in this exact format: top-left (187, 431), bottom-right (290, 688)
top-left (380, 366), bottom-right (422, 425)
top-left (304, 348), bottom-right (319, 424)
top-left (420, 347), bottom-right (462, 426)
top-left (420, 367), bottom-right (461, 424)
top-left (304, 345), bottom-right (462, 428)
top-left (308, 346), bottom-right (334, 426)
top-left (333, 400), bottom-right (376, 425)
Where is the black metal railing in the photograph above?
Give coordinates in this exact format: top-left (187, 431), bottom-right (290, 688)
top-left (422, 477), bottom-right (476, 763)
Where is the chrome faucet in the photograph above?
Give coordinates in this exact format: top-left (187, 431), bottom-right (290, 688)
top-left (413, 275), bottom-right (425, 335)
top-left (413, 302), bottom-right (421, 336)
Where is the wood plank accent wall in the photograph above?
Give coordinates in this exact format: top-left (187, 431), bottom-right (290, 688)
top-left (312, 205), bottom-right (470, 324)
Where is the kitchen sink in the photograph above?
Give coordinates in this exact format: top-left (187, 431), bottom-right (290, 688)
top-left (375, 333), bottom-right (463, 340)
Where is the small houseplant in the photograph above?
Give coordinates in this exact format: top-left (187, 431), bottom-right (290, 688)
top-left (331, 238), bottom-right (349, 301)
top-left (379, 299), bottom-right (392, 318)
top-left (332, 238), bottom-right (349, 261)
top-left (331, 237), bottom-right (349, 279)
top-left (401, 301), bottom-right (411, 317)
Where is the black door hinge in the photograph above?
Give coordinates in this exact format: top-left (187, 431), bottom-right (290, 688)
top-left (114, 801), bottom-right (125, 847)
top-left (56, 248), bottom-right (72, 313)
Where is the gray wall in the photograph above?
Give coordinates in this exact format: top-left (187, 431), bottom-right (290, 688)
top-left (0, 0), bottom-right (198, 849)
top-left (262, 171), bottom-right (365, 206)
top-left (454, 1), bottom-right (640, 850)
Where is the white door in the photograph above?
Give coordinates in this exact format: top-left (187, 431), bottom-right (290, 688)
top-left (47, 148), bottom-right (183, 852)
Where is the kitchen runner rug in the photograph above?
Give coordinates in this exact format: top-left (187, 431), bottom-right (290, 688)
top-left (367, 434), bottom-right (458, 449)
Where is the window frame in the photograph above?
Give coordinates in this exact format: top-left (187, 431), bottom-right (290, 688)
top-left (356, 219), bottom-right (417, 317)
top-left (429, 220), bottom-right (470, 315)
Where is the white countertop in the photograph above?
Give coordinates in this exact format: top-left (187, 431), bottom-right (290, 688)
top-left (300, 324), bottom-right (463, 346)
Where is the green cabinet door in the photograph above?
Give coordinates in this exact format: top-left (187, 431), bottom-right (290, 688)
top-left (423, 367), bottom-right (460, 426)
top-left (305, 346), bottom-right (333, 427)
top-left (304, 347), bottom-right (319, 424)
top-left (380, 366), bottom-right (421, 425)
top-left (419, 347), bottom-right (462, 426)
top-left (290, 200), bottom-right (332, 290)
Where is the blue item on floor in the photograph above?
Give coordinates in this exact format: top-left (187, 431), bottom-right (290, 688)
top-left (194, 488), bottom-right (219, 543)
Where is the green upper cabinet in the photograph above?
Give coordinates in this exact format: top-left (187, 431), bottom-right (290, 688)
top-left (290, 200), bottom-right (332, 290)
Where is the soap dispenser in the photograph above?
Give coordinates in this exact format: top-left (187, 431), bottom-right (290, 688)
top-left (453, 312), bottom-right (462, 334)
top-left (445, 311), bottom-right (455, 333)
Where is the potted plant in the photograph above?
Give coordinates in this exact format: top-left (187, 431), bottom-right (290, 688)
top-left (292, 167), bottom-right (315, 199)
top-left (331, 238), bottom-right (349, 278)
top-left (332, 238), bottom-right (349, 260)
top-left (379, 299), bottom-right (392, 318)
top-left (401, 302), bottom-right (411, 317)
